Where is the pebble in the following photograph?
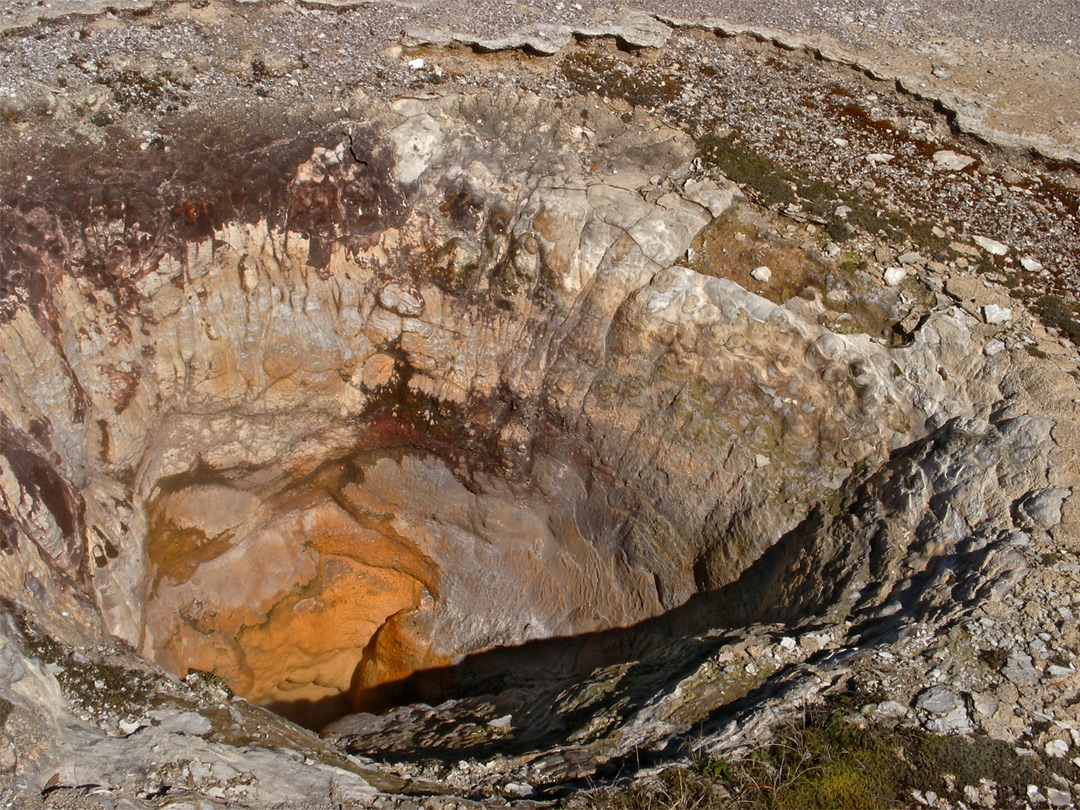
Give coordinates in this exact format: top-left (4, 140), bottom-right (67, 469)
top-left (1047, 787), bottom-right (1072, 807)
top-left (984, 339), bottom-right (1006, 356)
top-left (1022, 256), bottom-right (1045, 272)
top-left (751, 266), bottom-right (772, 283)
top-left (884, 267), bottom-right (907, 286)
top-left (983, 304), bottom-right (1013, 324)
top-left (865, 152), bottom-right (894, 164)
top-left (932, 150), bottom-right (976, 171)
top-left (1046, 739), bottom-right (1069, 757)
top-left (973, 235), bottom-right (1009, 255)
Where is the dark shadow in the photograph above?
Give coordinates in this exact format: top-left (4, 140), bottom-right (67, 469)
top-left (351, 500), bottom-right (850, 719)
top-left (265, 693), bottom-right (353, 731)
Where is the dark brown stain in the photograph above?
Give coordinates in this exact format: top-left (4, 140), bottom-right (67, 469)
top-left (0, 412), bottom-right (88, 582)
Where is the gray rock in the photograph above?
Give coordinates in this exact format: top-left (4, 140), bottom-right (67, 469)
top-left (1004, 653), bottom-right (1041, 686)
top-left (1047, 786), bottom-right (1072, 807)
top-left (917, 686), bottom-right (963, 715)
top-left (1016, 488), bottom-right (1072, 530)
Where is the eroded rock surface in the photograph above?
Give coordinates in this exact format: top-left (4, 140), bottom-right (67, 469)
top-left (1, 4), bottom-right (1079, 809)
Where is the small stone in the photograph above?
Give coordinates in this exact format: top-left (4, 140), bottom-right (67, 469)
top-left (876, 700), bottom-right (909, 718)
top-left (932, 67), bottom-right (952, 79)
top-left (1028, 785), bottom-right (1045, 804)
top-left (833, 137), bottom-right (849, 147)
top-left (973, 235), bottom-right (1009, 255)
top-left (408, 58), bottom-right (425, 70)
top-left (984, 339), bottom-right (1006, 356)
top-left (917, 686), bottom-right (962, 714)
top-left (884, 267), bottom-right (907, 286)
top-left (779, 636), bottom-right (796, 651)
top-left (755, 454), bottom-right (770, 468)
top-left (898, 251), bottom-right (924, 265)
top-left (1021, 256), bottom-right (1045, 272)
top-left (1045, 739), bottom-right (1069, 758)
top-left (1017, 487), bottom-right (1071, 529)
top-left (488, 714), bottom-right (513, 729)
top-left (1004, 653), bottom-right (1041, 685)
top-left (1046, 787), bottom-right (1071, 808)
top-left (865, 152), bottom-right (894, 164)
top-left (933, 150), bottom-right (976, 171)
top-left (751, 266), bottom-right (772, 283)
top-left (983, 304), bottom-right (1013, 324)
top-left (505, 782), bottom-right (533, 798)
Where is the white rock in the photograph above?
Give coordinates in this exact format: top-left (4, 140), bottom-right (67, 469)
top-left (832, 137), bottom-right (849, 147)
top-left (489, 714), bottom-right (513, 729)
top-left (883, 267), bottom-right (907, 286)
top-left (388, 114), bottom-right (444, 184)
top-left (505, 782), bottom-right (533, 798)
top-left (751, 266), bottom-right (772, 283)
top-left (984, 339), bottom-right (1006, 356)
top-left (1047, 787), bottom-right (1072, 808)
top-left (973, 235), bottom-right (1009, 255)
top-left (983, 304), bottom-right (1013, 325)
top-left (875, 700), bottom-right (909, 718)
top-left (932, 150), bottom-right (976, 171)
top-left (755, 453), bottom-right (770, 468)
top-left (865, 152), bottom-right (894, 164)
top-left (779, 636), bottom-right (796, 651)
top-left (118, 719), bottom-right (143, 735)
top-left (407, 58), bottom-right (425, 70)
top-left (1021, 256), bottom-right (1045, 272)
top-left (1045, 739), bottom-right (1069, 758)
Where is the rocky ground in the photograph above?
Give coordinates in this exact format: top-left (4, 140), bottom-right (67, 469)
top-left (1, 1), bottom-right (1079, 809)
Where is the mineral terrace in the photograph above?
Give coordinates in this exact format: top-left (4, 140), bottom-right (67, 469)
top-left (0, 1), bottom-right (1079, 808)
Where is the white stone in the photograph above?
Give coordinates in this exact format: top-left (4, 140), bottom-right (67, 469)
top-left (973, 235), bottom-right (1009, 255)
top-left (933, 150), bottom-right (976, 171)
top-left (1047, 787), bottom-right (1072, 808)
top-left (984, 339), bottom-right (1006, 356)
top-left (1021, 256), bottom-right (1045, 272)
top-left (884, 267), bottom-right (907, 286)
top-left (407, 58), bottom-right (425, 70)
top-left (388, 114), bottom-right (443, 184)
top-left (1045, 738), bottom-right (1069, 758)
top-left (751, 266), bottom-right (772, 283)
top-left (875, 700), bottom-right (909, 718)
top-left (865, 152), bottom-right (894, 164)
top-left (983, 304), bottom-right (1013, 325)
top-left (755, 454), bottom-right (770, 468)
top-left (779, 636), bottom-right (796, 651)
top-left (118, 719), bottom-right (143, 735)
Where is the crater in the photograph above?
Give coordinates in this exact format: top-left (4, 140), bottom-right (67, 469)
top-left (1, 15), bottom-right (1078, 806)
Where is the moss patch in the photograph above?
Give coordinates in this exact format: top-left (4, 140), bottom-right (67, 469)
top-left (688, 208), bottom-right (898, 341)
top-left (570, 688), bottom-right (1078, 809)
